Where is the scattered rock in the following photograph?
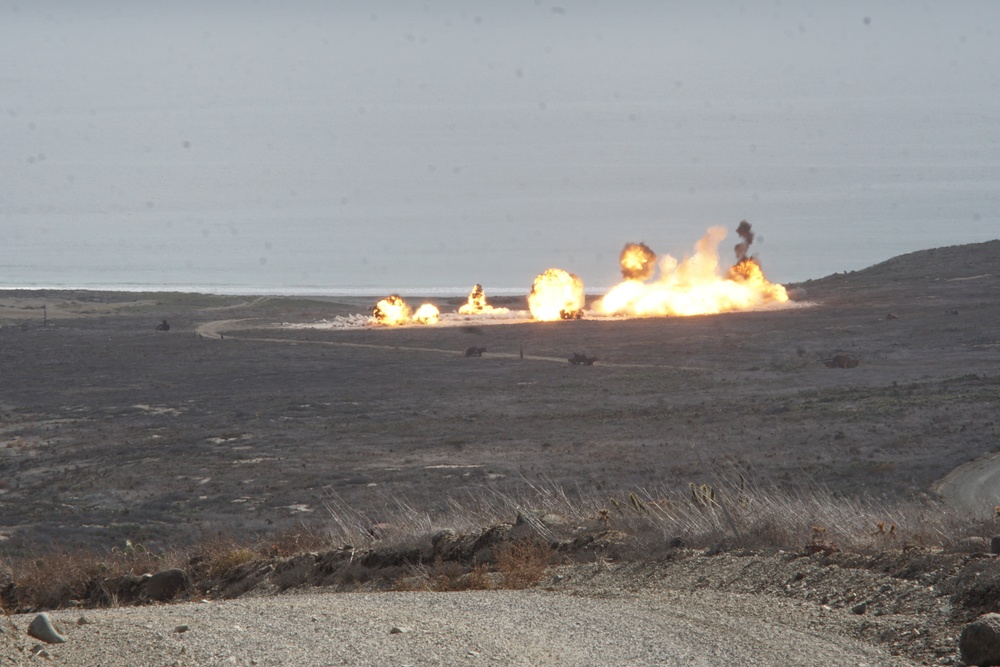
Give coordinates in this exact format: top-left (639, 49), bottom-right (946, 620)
top-left (175, 625), bottom-right (189, 633)
top-left (956, 536), bottom-right (989, 552)
top-left (431, 529), bottom-right (456, 548)
top-left (823, 354), bottom-right (859, 369)
top-left (28, 612), bottom-right (66, 644)
top-left (886, 313), bottom-right (898, 320)
top-left (464, 346), bottom-right (486, 357)
top-left (77, 615), bottom-right (92, 625)
top-left (960, 613), bottom-right (1000, 666)
top-left (389, 626), bottom-right (411, 634)
top-left (851, 601), bottom-right (868, 615)
top-left (145, 568), bottom-right (190, 602)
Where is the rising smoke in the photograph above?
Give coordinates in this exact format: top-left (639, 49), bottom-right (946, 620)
top-left (734, 220), bottom-right (755, 262)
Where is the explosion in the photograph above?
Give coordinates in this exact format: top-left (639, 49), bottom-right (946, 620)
top-left (372, 295), bottom-right (411, 326)
top-left (372, 295), bottom-right (440, 326)
top-left (596, 223), bottom-right (788, 317)
top-left (620, 242), bottom-right (658, 281)
top-left (412, 303), bottom-right (440, 324)
top-left (528, 268), bottom-right (585, 321)
top-left (359, 221), bottom-right (788, 329)
top-left (458, 284), bottom-right (510, 315)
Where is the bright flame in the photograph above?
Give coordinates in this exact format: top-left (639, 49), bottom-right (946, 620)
top-left (412, 303), bottom-right (440, 324)
top-left (372, 295), bottom-right (411, 326)
top-left (372, 295), bottom-right (441, 326)
top-left (620, 242), bottom-right (657, 281)
top-left (728, 258), bottom-right (789, 302)
top-left (458, 284), bottom-right (510, 315)
top-left (528, 268), bottom-right (585, 321)
top-left (596, 226), bottom-right (788, 317)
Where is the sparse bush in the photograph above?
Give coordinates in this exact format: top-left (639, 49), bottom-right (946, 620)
top-left (4, 541), bottom-right (172, 611)
top-left (496, 541), bottom-right (552, 589)
top-left (192, 539), bottom-right (258, 581)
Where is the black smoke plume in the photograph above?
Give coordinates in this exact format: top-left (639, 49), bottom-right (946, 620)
top-left (734, 220), bottom-right (755, 262)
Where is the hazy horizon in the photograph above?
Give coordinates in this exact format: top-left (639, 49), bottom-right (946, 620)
top-left (3, 1), bottom-right (998, 294)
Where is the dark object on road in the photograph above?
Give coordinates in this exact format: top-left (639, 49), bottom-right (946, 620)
top-left (568, 353), bottom-right (597, 365)
top-left (823, 354), bottom-right (858, 369)
top-left (464, 347), bottom-right (486, 357)
top-left (155, 320), bottom-right (170, 332)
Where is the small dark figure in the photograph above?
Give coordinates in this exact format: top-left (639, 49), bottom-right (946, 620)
top-left (568, 352), bottom-right (597, 365)
top-left (155, 319), bottom-right (170, 332)
top-left (823, 354), bottom-right (859, 369)
top-left (464, 347), bottom-right (486, 357)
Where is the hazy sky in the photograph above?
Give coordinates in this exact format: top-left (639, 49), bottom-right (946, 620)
top-left (2, 1), bottom-right (998, 291)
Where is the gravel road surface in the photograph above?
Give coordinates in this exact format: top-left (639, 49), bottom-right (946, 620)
top-left (935, 450), bottom-right (1000, 511)
top-left (8, 586), bottom-right (915, 666)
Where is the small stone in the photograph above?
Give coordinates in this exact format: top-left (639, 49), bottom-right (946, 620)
top-left (175, 625), bottom-right (189, 633)
top-left (28, 612), bottom-right (67, 644)
top-left (851, 602), bottom-right (868, 615)
top-left (77, 615), bottom-right (92, 625)
top-left (389, 626), bottom-right (411, 634)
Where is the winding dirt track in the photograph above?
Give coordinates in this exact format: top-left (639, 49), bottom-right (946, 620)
top-left (193, 319), bottom-right (711, 370)
top-left (934, 451), bottom-right (1000, 510)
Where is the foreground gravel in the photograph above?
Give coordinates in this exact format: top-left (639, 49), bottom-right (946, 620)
top-left (5, 584), bottom-right (916, 667)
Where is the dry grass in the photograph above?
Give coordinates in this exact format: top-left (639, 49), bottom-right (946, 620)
top-left (394, 559), bottom-right (497, 592)
top-left (3, 541), bottom-right (181, 611)
top-left (2, 473), bottom-right (995, 612)
top-left (496, 541), bottom-right (552, 589)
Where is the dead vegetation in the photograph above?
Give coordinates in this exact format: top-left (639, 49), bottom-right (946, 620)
top-left (3, 473), bottom-right (1000, 617)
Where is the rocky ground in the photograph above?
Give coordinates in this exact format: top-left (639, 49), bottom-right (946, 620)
top-left (1, 240), bottom-right (999, 664)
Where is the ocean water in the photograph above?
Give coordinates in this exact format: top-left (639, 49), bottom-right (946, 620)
top-left (2, 2), bottom-right (998, 297)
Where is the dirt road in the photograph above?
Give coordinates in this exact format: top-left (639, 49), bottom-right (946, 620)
top-left (8, 585), bottom-right (914, 667)
top-left (935, 451), bottom-right (1000, 510)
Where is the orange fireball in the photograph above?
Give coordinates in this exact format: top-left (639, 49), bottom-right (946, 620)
top-left (528, 268), bottom-right (585, 321)
top-left (458, 284), bottom-right (509, 315)
top-left (371, 297), bottom-right (440, 326)
top-left (619, 242), bottom-right (657, 281)
top-left (372, 295), bottom-right (411, 326)
top-left (412, 303), bottom-right (440, 324)
top-left (597, 225), bottom-right (788, 317)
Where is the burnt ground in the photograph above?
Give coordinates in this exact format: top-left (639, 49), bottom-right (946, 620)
top-left (0, 241), bottom-right (999, 556)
